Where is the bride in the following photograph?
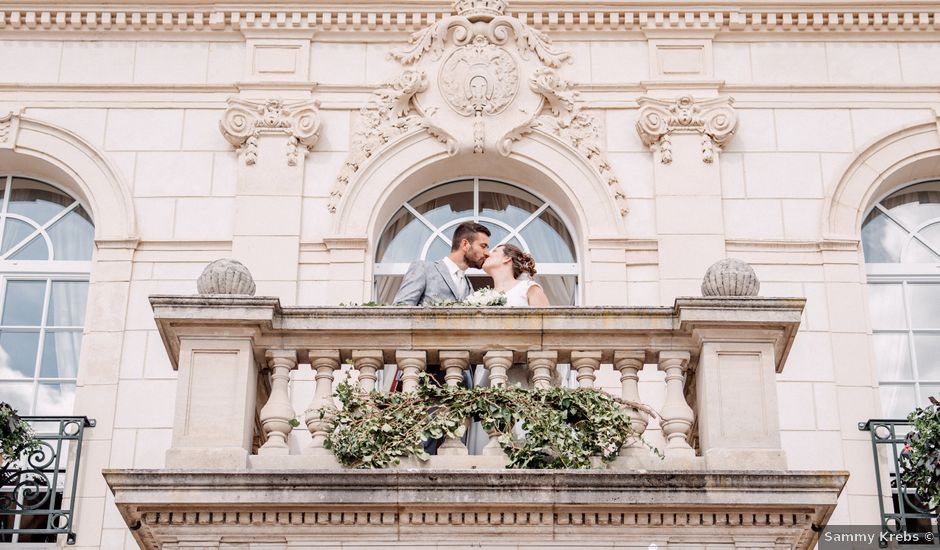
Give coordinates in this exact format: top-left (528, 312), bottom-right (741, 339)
top-left (481, 243), bottom-right (550, 307)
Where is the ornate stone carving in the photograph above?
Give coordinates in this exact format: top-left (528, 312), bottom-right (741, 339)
top-left (636, 95), bottom-right (737, 164)
top-left (329, 70), bottom-right (456, 213)
top-left (330, 0), bottom-right (624, 217)
top-left (196, 258), bottom-right (257, 296)
top-left (220, 98), bottom-right (321, 166)
top-left (701, 258), bottom-right (760, 297)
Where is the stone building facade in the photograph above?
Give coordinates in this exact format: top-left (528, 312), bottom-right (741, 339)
top-left (1, 0), bottom-right (938, 547)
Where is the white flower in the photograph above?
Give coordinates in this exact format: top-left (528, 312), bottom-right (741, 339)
top-left (461, 287), bottom-right (507, 306)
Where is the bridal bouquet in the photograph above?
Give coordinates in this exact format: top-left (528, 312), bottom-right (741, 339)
top-left (462, 287), bottom-right (507, 306)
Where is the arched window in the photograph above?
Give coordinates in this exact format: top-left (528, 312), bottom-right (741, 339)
top-left (862, 180), bottom-right (940, 418)
top-left (375, 178), bottom-right (578, 305)
top-left (0, 175), bottom-right (94, 416)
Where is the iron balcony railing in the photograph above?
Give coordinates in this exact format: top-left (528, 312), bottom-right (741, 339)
top-left (859, 419), bottom-right (939, 545)
top-left (0, 416), bottom-right (95, 545)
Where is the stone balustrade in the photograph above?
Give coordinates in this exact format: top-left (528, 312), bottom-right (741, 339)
top-left (152, 295), bottom-right (803, 472)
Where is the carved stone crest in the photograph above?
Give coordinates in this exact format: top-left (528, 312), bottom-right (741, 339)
top-left (220, 98), bottom-right (321, 166)
top-left (636, 95), bottom-right (737, 164)
top-left (329, 0), bottom-right (627, 216)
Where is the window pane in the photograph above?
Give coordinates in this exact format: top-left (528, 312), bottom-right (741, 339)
top-left (913, 333), bottom-right (940, 380)
top-left (872, 333), bottom-right (913, 380)
top-left (902, 237), bottom-right (940, 263)
top-left (2, 280), bottom-right (46, 326)
top-left (8, 234), bottom-right (50, 261)
top-left (48, 206), bottom-right (94, 261)
top-left (879, 384), bottom-right (917, 418)
top-left (426, 237), bottom-right (450, 262)
top-left (881, 181), bottom-right (940, 229)
top-left (0, 382), bottom-right (34, 415)
top-left (861, 209), bottom-right (907, 263)
top-left (478, 180), bottom-right (541, 227)
top-left (0, 218), bottom-right (37, 256)
top-left (375, 275), bottom-right (403, 304)
top-left (0, 330), bottom-right (40, 378)
top-left (47, 281), bottom-right (89, 327)
top-left (520, 209), bottom-right (576, 263)
top-left (867, 284), bottom-right (906, 329)
top-left (907, 284), bottom-right (940, 328)
top-left (34, 382), bottom-right (75, 415)
top-left (40, 330), bottom-right (82, 379)
top-left (411, 181), bottom-right (473, 227)
top-left (479, 222), bottom-right (509, 248)
top-left (376, 208), bottom-right (433, 263)
top-left (8, 178), bottom-right (73, 226)
top-left (538, 275), bottom-right (577, 306)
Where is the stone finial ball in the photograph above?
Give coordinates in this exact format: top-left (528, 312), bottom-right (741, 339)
top-left (197, 258), bottom-right (257, 296)
top-left (701, 258), bottom-right (760, 297)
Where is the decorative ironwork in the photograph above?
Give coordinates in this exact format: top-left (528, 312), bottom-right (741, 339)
top-left (859, 419), bottom-right (939, 545)
top-left (0, 416), bottom-right (95, 545)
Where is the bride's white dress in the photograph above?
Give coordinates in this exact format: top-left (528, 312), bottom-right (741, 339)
top-left (503, 279), bottom-right (537, 306)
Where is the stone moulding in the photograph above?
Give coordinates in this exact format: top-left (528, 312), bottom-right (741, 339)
top-left (149, 295), bottom-right (805, 373)
top-left (220, 97), bottom-right (321, 166)
top-left (2, 6), bottom-right (939, 35)
top-left (636, 95), bottom-right (737, 164)
top-left (104, 469), bottom-right (848, 550)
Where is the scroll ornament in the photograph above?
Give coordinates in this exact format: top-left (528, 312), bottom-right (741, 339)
top-left (635, 96), bottom-right (737, 164)
top-left (220, 98), bottom-right (321, 166)
top-left (0, 110), bottom-right (21, 148)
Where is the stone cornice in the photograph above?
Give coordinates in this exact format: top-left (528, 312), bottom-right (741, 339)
top-left (2, 4), bottom-right (940, 35)
top-left (104, 469), bottom-right (848, 550)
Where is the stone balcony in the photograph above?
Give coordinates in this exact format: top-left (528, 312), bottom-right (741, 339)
top-left (104, 296), bottom-right (848, 549)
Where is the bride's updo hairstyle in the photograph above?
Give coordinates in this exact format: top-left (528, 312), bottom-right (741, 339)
top-left (500, 244), bottom-right (537, 278)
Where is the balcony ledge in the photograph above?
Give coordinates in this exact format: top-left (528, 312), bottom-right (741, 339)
top-left (105, 468), bottom-right (846, 550)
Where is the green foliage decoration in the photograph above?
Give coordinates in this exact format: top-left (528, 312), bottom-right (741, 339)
top-left (900, 395), bottom-right (940, 510)
top-left (0, 402), bottom-right (39, 461)
top-left (323, 374), bottom-right (659, 469)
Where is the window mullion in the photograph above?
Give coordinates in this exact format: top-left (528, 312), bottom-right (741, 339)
top-left (0, 175), bottom-right (11, 252)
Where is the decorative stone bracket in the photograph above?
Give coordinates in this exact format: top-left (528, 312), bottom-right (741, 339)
top-left (0, 109), bottom-right (22, 149)
top-left (636, 95), bottom-right (737, 164)
top-left (220, 98), bottom-right (321, 166)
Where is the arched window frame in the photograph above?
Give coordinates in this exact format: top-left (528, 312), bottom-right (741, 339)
top-left (0, 173), bottom-right (93, 416)
top-left (862, 178), bottom-right (940, 419)
top-left (374, 177), bottom-right (581, 304)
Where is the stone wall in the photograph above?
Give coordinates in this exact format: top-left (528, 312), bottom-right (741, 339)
top-left (2, 2), bottom-right (935, 546)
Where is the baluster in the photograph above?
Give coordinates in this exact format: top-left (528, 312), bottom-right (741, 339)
top-left (396, 350), bottom-right (426, 393)
top-left (258, 349), bottom-right (298, 455)
top-left (352, 350), bottom-right (383, 394)
top-left (527, 351), bottom-right (558, 389)
top-left (658, 350), bottom-right (695, 458)
top-left (571, 351), bottom-right (602, 388)
top-left (438, 350), bottom-right (470, 456)
top-left (614, 351), bottom-right (648, 458)
top-left (304, 350), bottom-right (340, 455)
top-left (482, 350), bottom-right (513, 457)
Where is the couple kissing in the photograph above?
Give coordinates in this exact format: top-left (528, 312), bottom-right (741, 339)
top-left (392, 221), bottom-right (549, 307)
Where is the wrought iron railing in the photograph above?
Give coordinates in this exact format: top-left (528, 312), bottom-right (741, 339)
top-left (859, 419), bottom-right (939, 544)
top-left (0, 416), bottom-right (95, 545)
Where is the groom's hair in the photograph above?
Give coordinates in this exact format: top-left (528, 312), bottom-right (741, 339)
top-left (451, 222), bottom-right (490, 251)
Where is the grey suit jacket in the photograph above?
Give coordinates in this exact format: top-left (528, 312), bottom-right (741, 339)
top-left (393, 260), bottom-right (469, 305)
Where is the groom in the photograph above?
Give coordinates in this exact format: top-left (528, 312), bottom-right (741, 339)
top-left (393, 221), bottom-right (491, 306)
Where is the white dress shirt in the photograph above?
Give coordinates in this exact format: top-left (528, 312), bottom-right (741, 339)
top-left (441, 256), bottom-right (469, 296)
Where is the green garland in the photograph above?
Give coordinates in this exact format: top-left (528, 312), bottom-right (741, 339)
top-left (323, 374), bottom-right (658, 469)
top-left (900, 396), bottom-right (940, 510)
